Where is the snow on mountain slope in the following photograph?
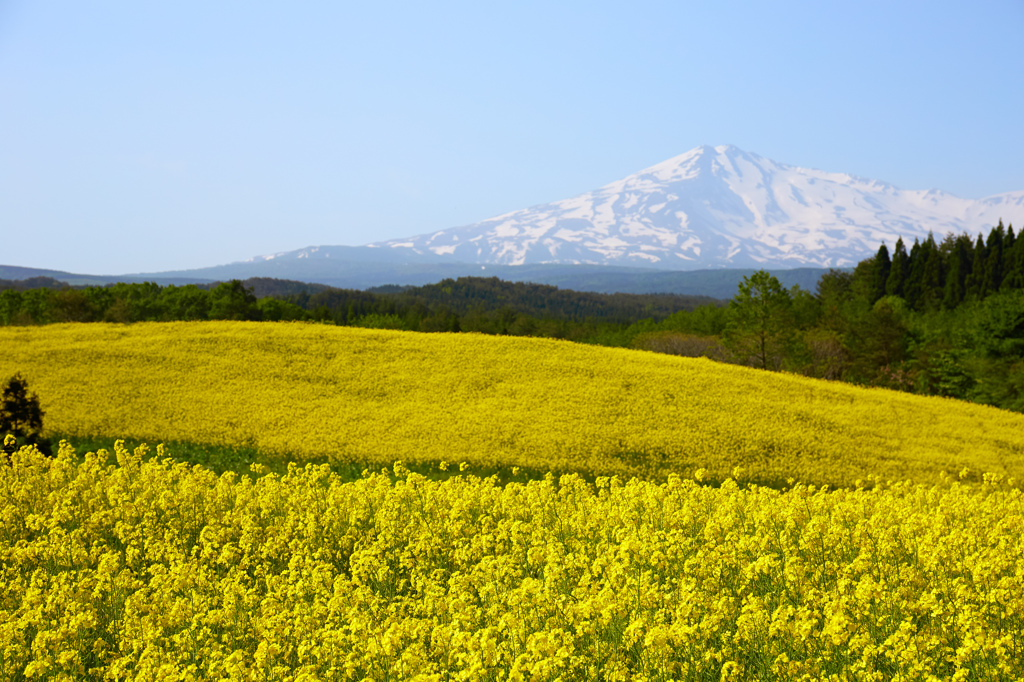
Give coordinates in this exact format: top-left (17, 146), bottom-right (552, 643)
top-left (359, 145), bottom-right (1024, 270)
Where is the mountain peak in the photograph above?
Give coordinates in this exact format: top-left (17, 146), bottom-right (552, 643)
top-left (362, 145), bottom-right (1023, 270)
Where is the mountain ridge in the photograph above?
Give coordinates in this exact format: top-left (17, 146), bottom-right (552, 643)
top-left (362, 144), bottom-right (1023, 270)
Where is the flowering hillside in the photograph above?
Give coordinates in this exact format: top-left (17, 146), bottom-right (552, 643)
top-left (2, 322), bottom-right (1023, 487)
top-left (1, 442), bottom-right (1021, 680)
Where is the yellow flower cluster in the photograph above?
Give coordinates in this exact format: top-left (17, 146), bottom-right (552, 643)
top-left (3, 322), bottom-right (1024, 487)
top-left (2, 440), bottom-right (1022, 681)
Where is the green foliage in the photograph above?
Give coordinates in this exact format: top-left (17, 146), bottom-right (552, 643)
top-left (256, 297), bottom-right (307, 322)
top-left (870, 243), bottom-right (891, 302)
top-left (984, 220), bottom-right (1007, 294)
top-left (965, 234), bottom-right (988, 299)
top-left (350, 313), bottom-right (406, 330)
top-left (802, 328), bottom-right (849, 380)
top-left (722, 270), bottom-right (802, 371)
top-left (631, 330), bottom-right (726, 360)
top-left (963, 289), bottom-right (1024, 359)
top-left (1, 374), bottom-right (51, 457)
top-left (0, 289), bottom-right (24, 325)
top-left (886, 237), bottom-right (909, 298)
top-left (915, 348), bottom-right (976, 400)
top-left (702, 225), bottom-right (1024, 411)
top-left (209, 280), bottom-right (260, 321)
top-left (942, 233), bottom-right (972, 309)
top-left (815, 269), bottom-right (859, 331)
top-left (0, 275), bottom-right (721, 345)
top-left (1004, 227), bottom-right (1024, 290)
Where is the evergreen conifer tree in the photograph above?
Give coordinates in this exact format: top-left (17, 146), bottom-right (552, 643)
top-left (903, 239), bottom-right (924, 309)
top-left (871, 244), bottom-right (891, 303)
top-left (965, 234), bottom-right (988, 299)
top-left (983, 221), bottom-right (1006, 293)
top-left (943, 234), bottom-right (972, 308)
top-left (919, 234), bottom-right (944, 311)
top-left (886, 238), bottom-right (909, 299)
top-left (1003, 224), bottom-right (1024, 290)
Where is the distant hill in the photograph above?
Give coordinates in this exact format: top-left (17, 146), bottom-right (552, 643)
top-left (0, 276), bottom-right (70, 291)
top-left (0, 270), bottom-right (331, 298)
top-left (0, 262), bottom-right (831, 299)
top-left (303, 276), bottom-right (721, 323)
top-left (238, 277), bottom-right (335, 299)
top-left (0, 264), bottom-right (215, 287)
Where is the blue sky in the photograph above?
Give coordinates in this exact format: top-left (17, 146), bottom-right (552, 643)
top-left (2, 1), bottom-right (1023, 274)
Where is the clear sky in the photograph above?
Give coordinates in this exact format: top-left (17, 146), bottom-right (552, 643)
top-left (2, 1), bottom-right (1023, 275)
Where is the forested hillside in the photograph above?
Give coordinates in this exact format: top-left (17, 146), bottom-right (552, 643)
top-left (0, 275), bottom-right (718, 337)
top-left (620, 221), bottom-right (1024, 411)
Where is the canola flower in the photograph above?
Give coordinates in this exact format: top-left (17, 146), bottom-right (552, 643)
top-left (2, 322), bottom-right (1024, 488)
top-left (1, 438), bottom-right (1022, 681)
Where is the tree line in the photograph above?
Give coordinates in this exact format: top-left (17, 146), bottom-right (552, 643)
top-left (612, 222), bottom-right (1024, 412)
top-left (858, 219), bottom-right (1024, 310)
top-left (0, 276), bottom-right (717, 339)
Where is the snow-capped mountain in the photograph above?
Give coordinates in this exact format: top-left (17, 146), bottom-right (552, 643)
top-left (345, 144), bottom-right (1022, 270)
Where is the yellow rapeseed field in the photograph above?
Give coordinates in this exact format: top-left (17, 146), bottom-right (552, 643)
top-left (2, 321), bottom-right (1024, 487)
top-left (1, 440), bottom-right (1021, 681)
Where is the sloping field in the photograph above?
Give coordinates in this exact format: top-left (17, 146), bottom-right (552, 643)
top-left (2, 321), bottom-right (1024, 486)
